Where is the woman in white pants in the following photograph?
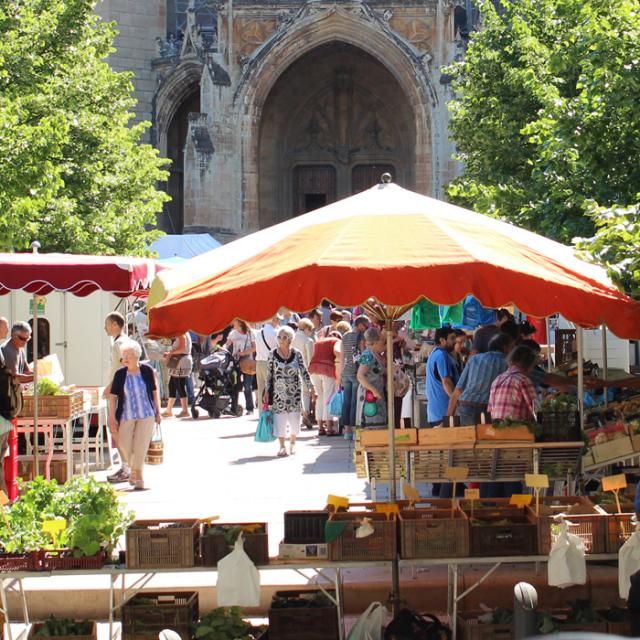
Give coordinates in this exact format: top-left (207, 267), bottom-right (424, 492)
top-left (108, 341), bottom-right (161, 490)
top-left (264, 326), bottom-right (314, 457)
top-left (308, 332), bottom-right (342, 435)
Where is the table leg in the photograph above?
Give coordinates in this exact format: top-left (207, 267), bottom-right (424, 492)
top-left (334, 568), bottom-right (344, 640)
top-left (82, 414), bottom-right (89, 477)
top-left (65, 420), bottom-right (73, 479)
top-left (0, 578), bottom-right (13, 640)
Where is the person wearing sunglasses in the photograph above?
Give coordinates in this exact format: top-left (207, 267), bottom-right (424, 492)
top-left (1, 321), bottom-right (34, 384)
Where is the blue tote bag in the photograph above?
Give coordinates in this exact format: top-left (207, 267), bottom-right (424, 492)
top-left (328, 388), bottom-right (344, 418)
top-left (255, 407), bottom-right (277, 442)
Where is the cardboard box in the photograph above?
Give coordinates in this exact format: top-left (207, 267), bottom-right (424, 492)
top-left (359, 428), bottom-right (417, 447)
top-left (591, 435), bottom-right (634, 463)
top-left (476, 424), bottom-right (535, 442)
top-left (418, 425), bottom-right (476, 446)
top-left (279, 541), bottom-right (328, 560)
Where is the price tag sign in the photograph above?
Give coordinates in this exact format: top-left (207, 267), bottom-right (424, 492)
top-left (375, 503), bottom-right (400, 519)
top-left (510, 494), bottom-right (533, 507)
top-left (464, 489), bottom-right (480, 501)
top-left (42, 519), bottom-right (67, 547)
top-left (602, 474), bottom-right (627, 492)
top-left (445, 466), bottom-right (469, 481)
top-left (327, 495), bottom-right (349, 511)
top-left (403, 484), bottom-right (421, 502)
top-left (525, 474), bottom-right (549, 489)
top-left (0, 490), bottom-right (9, 507)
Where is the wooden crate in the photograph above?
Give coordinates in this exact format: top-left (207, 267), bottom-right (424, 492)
top-left (400, 508), bottom-right (469, 558)
top-left (590, 435), bottom-right (634, 463)
top-left (359, 428), bottom-right (417, 447)
top-left (20, 391), bottom-right (84, 419)
top-left (121, 591), bottom-right (198, 640)
top-left (76, 386), bottom-right (105, 407)
top-left (476, 424), bottom-right (534, 442)
top-left (457, 612), bottom-right (512, 640)
top-left (28, 621), bottom-right (97, 640)
top-left (328, 512), bottom-right (396, 561)
top-left (126, 519), bottom-right (200, 569)
top-left (269, 590), bottom-right (338, 640)
top-left (537, 496), bottom-right (606, 554)
top-left (18, 459), bottom-right (68, 484)
top-left (418, 425), bottom-right (476, 446)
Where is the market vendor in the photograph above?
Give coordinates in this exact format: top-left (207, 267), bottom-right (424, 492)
top-left (2, 321), bottom-right (34, 384)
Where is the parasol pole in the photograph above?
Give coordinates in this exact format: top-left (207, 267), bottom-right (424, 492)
top-left (601, 324), bottom-right (608, 408)
top-left (31, 241), bottom-right (40, 477)
top-left (576, 326), bottom-right (584, 494)
top-left (386, 317), bottom-right (397, 501)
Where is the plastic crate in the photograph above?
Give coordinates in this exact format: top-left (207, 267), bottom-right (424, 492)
top-left (284, 510), bottom-right (329, 543)
top-left (200, 522), bottom-right (268, 566)
top-left (457, 612), bottom-right (512, 640)
top-left (400, 508), bottom-right (469, 558)
top-left (606, 512), bottom-right (636, 553)
top-left (0, 551), bottom-right (41, 571)
top-left (462, 507), bottom-right (538, 557)
top-left (121, 591), bottom-right (198, 640)
top-left (268, 589), bottom-right (338, 640)
top-left (537, 496), bottom-right (606, 554)
top-left (40, 550), bottom-right (106, 571)
top-left (328, 512), bottom-right (396, 561)
top-left (538, 410), bottom-right (579, 442)
top-left (27, 621), bottom-right (97, 640)
top-left (126, 520), bottom-right (199, 569)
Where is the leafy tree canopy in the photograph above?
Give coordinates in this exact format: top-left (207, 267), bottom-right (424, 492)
top-left (0, 0), bottom-right (169, 255)
top-left (446, 0), bottom-right (640, 290)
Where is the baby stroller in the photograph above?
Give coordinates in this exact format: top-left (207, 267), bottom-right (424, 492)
top-left (190, 349), bottom-right (244, 419)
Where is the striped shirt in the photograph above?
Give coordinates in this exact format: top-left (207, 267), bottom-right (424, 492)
top-left (456, 351), bottom-right (508, 405)
top-left (341, 330), bottom-right (362, 378)
top-left (121, 372), bottom-right (155, 421)
top-left (488, 366), bottom-right (536, 421)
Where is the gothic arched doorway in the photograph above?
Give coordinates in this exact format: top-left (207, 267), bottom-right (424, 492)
top-left (163, 88), bottom-right (200, 233)
top-left (258, 43), bottom-right (416, 227)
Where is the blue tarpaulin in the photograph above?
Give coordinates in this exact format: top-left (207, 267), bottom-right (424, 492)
top-left (151, 233), bottom-right (221, 260)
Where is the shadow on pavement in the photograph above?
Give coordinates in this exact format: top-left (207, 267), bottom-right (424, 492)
top-left (230, 455), bottom-right (280, 465)
top-left (219, 432), bottom-right (257, 439)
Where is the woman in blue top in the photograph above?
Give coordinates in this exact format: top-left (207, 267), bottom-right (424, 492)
top-left (356, 328), bottom-right (388, 428)
top-left (109, 341), bottom-right (161, 490)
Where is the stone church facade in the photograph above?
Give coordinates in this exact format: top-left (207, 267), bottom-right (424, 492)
top-left (98, 0), bottom-right (477, 242)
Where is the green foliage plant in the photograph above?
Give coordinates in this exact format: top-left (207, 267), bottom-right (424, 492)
top-left (195, 607), bottom-right (263, 640)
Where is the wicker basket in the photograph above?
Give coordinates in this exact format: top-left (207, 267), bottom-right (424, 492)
top-left (40, 550), bottom-right (106, 571)
top-left (200, 522), bottom-right (268, 566)
top-left (126, 520), bottom-right (200, 569)
top-left (457, 612), bottom-right (512, 640)
top-left (537, 496), bottom-right (606, 554)
top-left (269, 589), bottom-right (338, 640)
top-left (399, 508), bottom-right (469, 558)
top-left (121, 591), bottom-right (198, 640)
top-left (27, 621), bottom-right (97, 640)
top-left (328, 511), bottom-right (396, 561)
top-left (0, 551), bottom-right (41, 571)
top-left (284, 510), bottom-right (329, 544)
top-left (462, 506), bottom-right (538, 557)
top-left (20, 391), bottom-right (84, 419)
top-left (144, 440), bottom-right (163, 465)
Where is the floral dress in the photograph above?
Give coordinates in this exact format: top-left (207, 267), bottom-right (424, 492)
top-left (266, 348), bottom-right (313, 414)
top-left (356, 348), bottom-right (387, 428)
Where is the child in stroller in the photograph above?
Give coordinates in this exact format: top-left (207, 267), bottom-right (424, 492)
top-left (190, 348), bottom-right (244, 419)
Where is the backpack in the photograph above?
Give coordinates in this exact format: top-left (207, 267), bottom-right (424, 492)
top-left (384, 609), bottom-right (451, 640)
top-left (0, 349), bottom-right (23, 419)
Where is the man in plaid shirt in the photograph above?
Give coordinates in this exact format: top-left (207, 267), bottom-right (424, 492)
top-left (488, 345), bottom-right (538, 421)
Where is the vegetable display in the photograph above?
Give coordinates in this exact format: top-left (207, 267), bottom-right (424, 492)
top-left (34, 616), bottom-right (93, 637)
top-left (195, 607), bottom-right (264, 640)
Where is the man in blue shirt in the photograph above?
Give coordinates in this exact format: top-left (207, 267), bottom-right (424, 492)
top-left (426, 327), bottom-right (458, 425)
top-left (447, 333), bottom-right (515, 425)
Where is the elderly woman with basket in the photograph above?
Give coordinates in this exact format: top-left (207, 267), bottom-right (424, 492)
top-left (264, 325), bottom-right (315, 457)
top-left (109, 341), bottom-right (161, 490)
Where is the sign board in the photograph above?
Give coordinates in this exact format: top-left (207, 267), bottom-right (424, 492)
top-left (403, 484), bottom-right (420, 502)
top-left (445, 466), bottom-right (469, 481)
top-left (29, 296), bottom-right (46, 316)
top-left (0, 490), bottom-right (8, 507)
top-left (525, 474), bottom-right (549, 489)
top-left (510, 494), bottom-right (533, 507)
top-left (602, 474), bottom-right (627, 492)
top-left (327, 495), bottom-right (349, 511)
top-left (375, 503), bottom-right (400, 518)
top-left (464, 489), bottom-right (480, 501)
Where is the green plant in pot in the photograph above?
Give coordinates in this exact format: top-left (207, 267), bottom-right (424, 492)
top-left (195, 607), bottom-right (265, 640)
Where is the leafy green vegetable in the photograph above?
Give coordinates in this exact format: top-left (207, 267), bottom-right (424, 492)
top-left (35, 378), bottom-right (63, 396)
top-left (34, 616), bottom-right (93, 636)
top-left (195, 607), bottom-right (263, 640)
top-left (492, 417), bottom-right (542, 437)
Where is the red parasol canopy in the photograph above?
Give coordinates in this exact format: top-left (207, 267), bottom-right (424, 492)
top-left (0, 253), bottom-right (159, 297)
top-left (149, 182), bottom-right (640, 339)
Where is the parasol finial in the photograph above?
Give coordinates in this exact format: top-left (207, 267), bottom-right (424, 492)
top-left (30, 241), bottom-right (41, 254)
top-left (380, 172), bottom-right (392, 184)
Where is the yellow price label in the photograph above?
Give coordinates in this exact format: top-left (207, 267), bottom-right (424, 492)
top-left (445, 466), bottom-right (469, 481)
top-left (403, 484), bottom-right (420, 501)
top-left (525, 474), bottom-right (549, 489)
top-left (464, 489), bottom-right (480, 501)
top-left (602, 474), bottom-right (627, 492)
top-left (42, 519), bottom-right (66, 534)
top-left (510, 494), bottom-right (533, 507)
top-left (375, 503), bottom-right (399, 519)
top-left (0, 490), bottom-right (9, 507)
top-left (327, 495), bottom-right (349, 510)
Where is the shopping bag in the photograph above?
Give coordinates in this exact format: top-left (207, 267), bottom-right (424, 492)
top-left (548, 520), bottom-right (586, 588)
top-left (619, 528), bottom-right (640, 598)
top-left (383, 609), bottom-right (451, 640)
top-left (216, 532), bottom-right (261, 606)
top-left (254, 407), bottom-right (276, 442)
top-left (328, 388), bottom-right (344, 418)
top-left (347, 602), bottom-right (385, 640)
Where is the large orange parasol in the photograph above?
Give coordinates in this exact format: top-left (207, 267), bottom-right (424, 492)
top-left (149, 180), bottom-right (640, 339)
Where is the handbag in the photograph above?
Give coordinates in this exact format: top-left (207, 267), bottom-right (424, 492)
top-left (239, 358), bottom-right (257, 375)
top-left (328, 388), bottom-right (344, 418)
top-left (145, 423), bottom-right (163, 465)
top-left (384, 609), bottom-right (451, 640)
top-left (255, 407), bottom-right (276, 442)
top-left (166, 354), bottom-right (182, 370)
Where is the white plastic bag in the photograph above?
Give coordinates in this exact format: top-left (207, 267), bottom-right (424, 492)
top-left (347, 602), bottom-right (385, 640)
top-left (619, 529), bottom-right (640, 598)
top-left (356, 517), bottom-right (375, 539)
top-left (548, 520), bottom-right (586, 588)
top-left (215, 532), bottom-right (261, 607)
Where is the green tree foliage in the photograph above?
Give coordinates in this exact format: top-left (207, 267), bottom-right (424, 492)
top-left (446, 0), bottom-right (640, 278)
top-left (0, 0), bottom-right (169, 254)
